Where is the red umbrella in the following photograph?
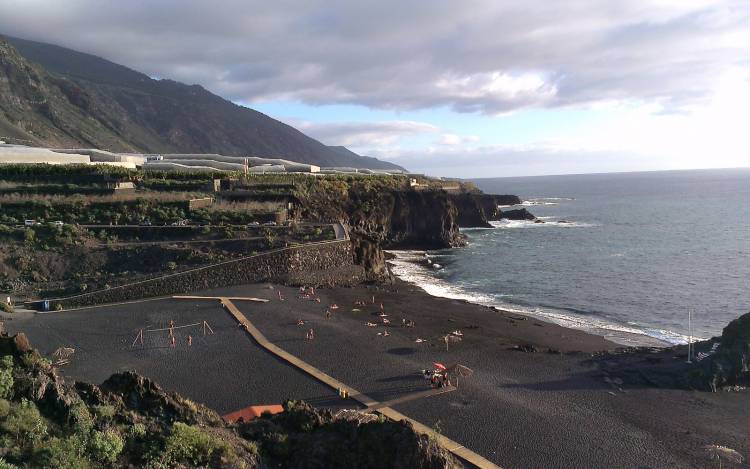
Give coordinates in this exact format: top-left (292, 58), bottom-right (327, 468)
top-left (433, 362), bottom-right (447, 370)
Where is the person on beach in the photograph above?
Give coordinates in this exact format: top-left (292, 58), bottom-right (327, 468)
top-left (170, 336), bottom-right (176, 348)
top-left (187, 335), bottom-right (193, 347)
top-left (325, 310), bottom-right (331, 320)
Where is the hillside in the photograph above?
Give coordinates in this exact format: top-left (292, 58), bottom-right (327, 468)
top-left (0, 35), bottom-right (404, 170)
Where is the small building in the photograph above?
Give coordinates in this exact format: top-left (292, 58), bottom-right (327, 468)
top-left (105, 181), bottom-right (136, 193)
top-left (187, 197), bottom-right (214, 211)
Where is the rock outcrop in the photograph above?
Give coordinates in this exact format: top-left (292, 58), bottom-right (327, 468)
top-left (706, 312), bottom-right (750, 391)
top-left (449, 193), bottom-right (523, 228)
top-left (501, 208), bottom-right (536, 221)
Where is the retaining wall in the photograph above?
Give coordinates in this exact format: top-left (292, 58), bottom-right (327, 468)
top-left (38, 240), bottom-right (363, 309)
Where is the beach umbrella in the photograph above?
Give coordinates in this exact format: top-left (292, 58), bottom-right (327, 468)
top-left (433, 362), bottom-right (447, 371)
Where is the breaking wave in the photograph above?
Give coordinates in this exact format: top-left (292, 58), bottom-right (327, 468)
top-left (386, 250), bottom-right (698, 346)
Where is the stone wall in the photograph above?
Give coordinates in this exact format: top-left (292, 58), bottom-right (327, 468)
top-left (39, 240), bottom-right (362, 309)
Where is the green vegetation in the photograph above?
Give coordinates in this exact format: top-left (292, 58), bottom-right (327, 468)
top-left (0, 357), bottom-right (14, 399)
top-left (149, 422), bottom-right (235, 468)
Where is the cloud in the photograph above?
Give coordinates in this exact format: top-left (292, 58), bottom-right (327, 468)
top-left (370, 144), bottom-right (668, 178)
top-left (438, 134), bottom-right (480, 146)
top-left (1, 0), bottom-right (748, 114)
top-left (293, 120), bottom-right (438, 147)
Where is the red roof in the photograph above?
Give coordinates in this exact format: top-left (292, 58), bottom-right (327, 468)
top-left (223, 404), bottom-right (284, 423)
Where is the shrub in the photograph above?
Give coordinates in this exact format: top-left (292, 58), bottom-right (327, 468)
top-left (20, 352), bottom-right (51, 371)
top-left (91, 404), bottom-right (116, 421)
top-left (0, 399), bottom-right (48, 447)
top-left (0, 303), bottom-right (13, 314)
top-left (0, 399), bottom-right (10, 418)
top-left (165, 261), bottom-right (177, 271)
top-left (0, 457), bottom-right (19, 469)
top-left (156, 422), bottom-right (233, 467)
top-left (0, 356), bottom-right (14, 399)
top-left (32, 435), bottom-right (89, 469)
top-left (128, 422), bottom-right (147, 439)
top-left (87, 429), bottom-right (123, 464)
top-left (67, 400), bottom-right (93, 434)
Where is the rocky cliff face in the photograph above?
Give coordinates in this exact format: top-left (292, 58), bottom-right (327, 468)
top-left (299, 180), bottom-right (531, 281)
top-left (449, 193), bottom-right (522, 228)
top-left (299, 182), bottom-right (465, 281)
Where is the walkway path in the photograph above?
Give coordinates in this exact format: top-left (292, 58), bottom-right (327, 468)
top-left (176, 295), bottom-right (499, 469)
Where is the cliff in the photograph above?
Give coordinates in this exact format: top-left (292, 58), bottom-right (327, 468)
top-left (449, 193), bottom-right (522, 228)
top-left (296, 178), bottom-right (533, 281)
top-left (0, 333), bottom-right (458, 468)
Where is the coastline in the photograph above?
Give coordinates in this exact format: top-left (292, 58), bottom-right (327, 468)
top-left (386, 248), bottom-right (674, 348)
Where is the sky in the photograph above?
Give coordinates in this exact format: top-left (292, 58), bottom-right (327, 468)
top-left (0, 0), bottom-right (749, 177)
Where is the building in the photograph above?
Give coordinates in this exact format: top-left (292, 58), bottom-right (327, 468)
top-left (0, 145), bottom-right (89, 164)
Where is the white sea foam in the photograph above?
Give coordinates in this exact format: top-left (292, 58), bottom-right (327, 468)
top-left (488, 219), bottom-right (596, 229)
top-left (386, 250), bottom-right (698, 347)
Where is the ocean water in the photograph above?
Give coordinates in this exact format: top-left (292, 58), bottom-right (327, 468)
top-left (388, 168), bottom-right (750, 346)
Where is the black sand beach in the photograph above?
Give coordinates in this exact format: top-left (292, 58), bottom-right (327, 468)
top-left (5, 281), bottom-right (749, 468)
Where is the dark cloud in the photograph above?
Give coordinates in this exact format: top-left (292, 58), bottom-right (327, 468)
top-left (1, 0), bottom-right (748, 114)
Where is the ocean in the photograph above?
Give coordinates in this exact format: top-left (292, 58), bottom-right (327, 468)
top-left (388, 168), bottom-right (750, 346)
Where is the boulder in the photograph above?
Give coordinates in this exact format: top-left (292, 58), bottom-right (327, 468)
top-left (501, 208), bottom-right (536, 221)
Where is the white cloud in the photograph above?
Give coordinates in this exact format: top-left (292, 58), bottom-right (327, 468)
top-left (438, 134), bottom-right (480, 146)
top-left (1, 0), bottom-right (748, 114)
top-left (293, 120), bottom-right (438, 147)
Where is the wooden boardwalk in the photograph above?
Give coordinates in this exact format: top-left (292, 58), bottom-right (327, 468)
top-left (178, 295), bottom-right (499, 469)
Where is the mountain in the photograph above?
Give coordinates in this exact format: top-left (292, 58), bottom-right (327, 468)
top-left (0, 35), bottom-right (405, 170)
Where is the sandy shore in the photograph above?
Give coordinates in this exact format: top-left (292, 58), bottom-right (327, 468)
top-left (4, 281), bottom-right (749, 468)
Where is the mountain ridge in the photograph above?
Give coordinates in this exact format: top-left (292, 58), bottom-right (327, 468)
top-left (0, 35), bottom-right (404, 170)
